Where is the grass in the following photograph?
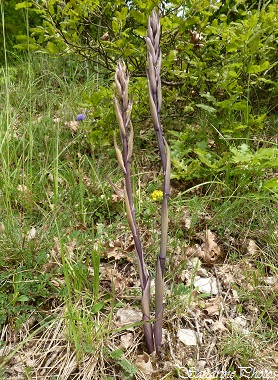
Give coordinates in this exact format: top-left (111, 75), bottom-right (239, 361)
top-left (0, 48), bottom-right (277, 379)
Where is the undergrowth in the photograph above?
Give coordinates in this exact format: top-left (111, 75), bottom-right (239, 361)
top-left (0, 15), bottom-right (277, 379)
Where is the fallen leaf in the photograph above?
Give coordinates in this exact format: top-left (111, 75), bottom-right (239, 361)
top-left (230, 289), bottom-right (239, 302)
top-left (100, 31), bottom-right (109, 41)
top-left (135, 353), bottom-right (153, 378)
top-left (185, 244), bottom-right (203, 258)
top-left (65, 120), bottom-right (79, 132)
top-left (17, 184), bottom-right (28, 194)
top-left (231, 316), bottom-right (249, 335)
top-left (107, 246), bottom-right (126, 260)
top-left (217, 267), bottom-right (235, 287)
top-left (177, 329), bottom-right (200, 346)
top-left (120, 332), bottom-right (134, 350)
top-left (211, 320), bottom-right (227, 332)
top-left (104, 267), bottom-right (128, 293)
top-left (196, 360), bottom-right (207, 373)
top-left (264, 276), bottom-right (276, 286)
top-left (27, 226), bottom-right (36, 241)
top-left (204, 297), bottom-right (221, 316)
top-left (181, 207), bottom-right (191, 230)
top-left (203, 229), bottom-right (221, 264)
top-left (194, 276), bottom-right (218, 295)
top-left (115, 308), bottom-right (142, 327)
top-left (187, 257), bottom-right (202, 271)
top-left (246, 239), bottom-right (258, 256)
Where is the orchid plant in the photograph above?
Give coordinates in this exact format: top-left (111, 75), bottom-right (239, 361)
top-left (113, 9), bottom-right (170, 355)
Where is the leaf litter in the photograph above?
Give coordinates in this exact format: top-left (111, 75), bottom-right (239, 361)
top-left (1, 210), bottom-right (277, 378)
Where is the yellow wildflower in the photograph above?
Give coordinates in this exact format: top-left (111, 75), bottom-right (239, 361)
top-left (151, 190), bottom-right (163, 201)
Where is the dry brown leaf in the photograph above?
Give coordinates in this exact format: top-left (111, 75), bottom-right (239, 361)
top-left (194, 276), bottom-right (218, 295)
top-left (106, 238), bottom-right (134, 262)
top-left (264, 276), bottom-right (276, 286)
top-left (119, 332), bottom-right (134, 350)
top-left (103, 267), bottom-right (128, 293)
top-left (17, 184), bottom-right (29, 195)
top-left (100, 31), bottom-right (109, 41)
top-left (231, 316), bottom-right (249, 335)
top-left (64, 120), bottom-right (79, 132)
top-left (181, 207), bottom-right (191, 230)
top-left (217, 265), bottom-right (235, 287)
top-left (211, 320), bottom-right (228, 332)
top-left (246, 239), bottom-right (258, 256)
top-left (230, 289), bottom-right (239, 302)
top-left (184, 244), bottom-right (203, 258)
top-left (75, 223), bottom-right (87, 231)
top-left (177, 329), bottom-right (199, 346)
top-left (135, 352), bottom-right (153, 378)
top-left (107, 246), bottom-right (126, 260)
top-left (204, 297), bottom-right (221, 316)
top-left (67, 239), bottom-right (77, 259)
top-left (203, 229), bottom-right (221, 264)
top-left (115, 308), bottom-right (142, 327)
top-left (26, 226), bottom-right (36, 241)
top-left (196, 360), bottom-right (207, 373)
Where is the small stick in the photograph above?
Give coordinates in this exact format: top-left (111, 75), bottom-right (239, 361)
top-left (213, 265), bottom-right (229, 319)
top-left (187, 308), bottom-right (202, 346)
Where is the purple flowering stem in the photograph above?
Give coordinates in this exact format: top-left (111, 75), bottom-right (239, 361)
top-left (114, 61), bottom-right (154, 354)
top-left (146, 9), bottom-right (171, 354)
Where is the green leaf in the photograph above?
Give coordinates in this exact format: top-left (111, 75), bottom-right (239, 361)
top-left (110, 349), bottom-right (124, 361)
top-left (134, 28), bottom-right (146, 37)
top-left (227, 70), bottom-right (238, 78)
top-left (47, 42), bottom-right (57, 54)
top-left (120, 359), bottom-right (137, 377)
top-left (198, 293), bottom-right (211, 299)
top-left (196, 104), bottom-right (216, 113)
top-left (130, 10), bottom-right (147, 24)
top-left (230, 145), bottom-right (252, 163)
top-left (91, 301), bottom-right (105, 314)
top-left (17, 295), bottom-right (29, 302)
top-left (112, 19), bottom-right (120, 33)
top-left (200, 92), bottom-right (216, 103)
top-left (15, 2), bottom-right (33, 10)
top-left (231, 101), bottom-right (247, 111)
top-left (263, 178), bottom-right (278, 191)
top-left (247, 61), bottom-right (270, 74)
top-left (116, 7), bottom-right (128, 21)
top-left (226, 42), bottom-right (238, 52)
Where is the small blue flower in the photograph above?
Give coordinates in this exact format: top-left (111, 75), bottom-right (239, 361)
top-left (76, 113), bottom-right (86, 121)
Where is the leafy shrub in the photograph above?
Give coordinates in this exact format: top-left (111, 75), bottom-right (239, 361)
top-left (14, 0), bottom-right (278, 186)
top-left (14, 0), bottom-right (277, 114)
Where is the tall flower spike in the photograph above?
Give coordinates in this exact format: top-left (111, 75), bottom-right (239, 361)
top-left (146, 9), bottom-right (171, 354)
top-left (146, 10), bottom-right (166, 172)
top-left (114, 61), bottom-right (154, 354)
